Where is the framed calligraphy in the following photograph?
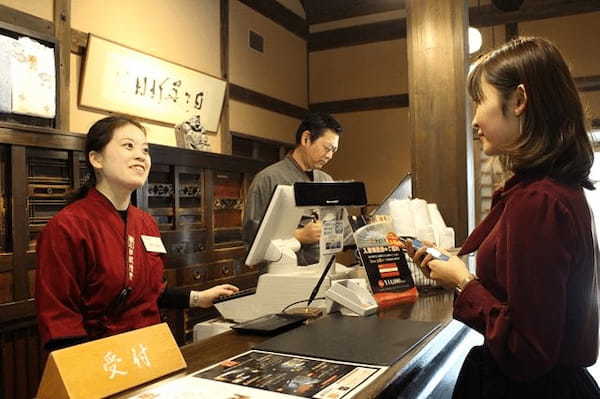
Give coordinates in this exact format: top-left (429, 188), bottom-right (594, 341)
top-left (80, 35), bottom-right (226, 131)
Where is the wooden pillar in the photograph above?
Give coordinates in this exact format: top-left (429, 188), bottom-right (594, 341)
top-left (220, 0), bottom-right (232, 155)
top-left (406, 0), bottom-right (469, 243)
top-left (54, 0), bottom-right (71, 131)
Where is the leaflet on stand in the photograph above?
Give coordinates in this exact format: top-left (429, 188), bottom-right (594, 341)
top-left (353, 222), bottom-right (418, 306)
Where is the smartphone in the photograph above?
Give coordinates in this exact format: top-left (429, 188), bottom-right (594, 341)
top-left (399, 237), bottom-right (450, 261)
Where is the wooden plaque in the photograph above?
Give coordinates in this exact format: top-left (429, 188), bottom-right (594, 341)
top-left (37, 323), bottom-right (186, 399)
top-left (80, 35), bottom-right (226, 131)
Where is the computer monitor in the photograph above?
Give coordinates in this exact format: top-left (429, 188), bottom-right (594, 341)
top-left (371, 173), bottom-right (412, 216)
top-left (244, 185), bottom-right (306, 267)
top-left (244, 182), bottom-right (368, 268)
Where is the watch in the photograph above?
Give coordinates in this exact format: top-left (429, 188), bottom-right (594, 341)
top-left (455, 274), bottom-right (478, 294)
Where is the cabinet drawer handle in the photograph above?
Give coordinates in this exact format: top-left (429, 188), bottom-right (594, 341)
top-left (221, 264), bottom-right (231, 276)
top-left (193, 270), bottom-right (204, 280)
top-left (173, 244), bottom-right (184, 254)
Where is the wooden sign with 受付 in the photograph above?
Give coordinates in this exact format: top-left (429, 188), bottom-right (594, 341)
top-left (37, 323), bottom-right (186, 399)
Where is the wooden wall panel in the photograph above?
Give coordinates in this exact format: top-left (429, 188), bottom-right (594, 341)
top-left (0, 272), bottom-right (12, 303)
top-left (1, 335), bottom-right (16, 399)
top-left (0, 321), bottom-right (41, 399)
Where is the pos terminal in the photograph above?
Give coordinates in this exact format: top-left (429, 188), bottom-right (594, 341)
top-left (214, 181), bottom-right (369, 323)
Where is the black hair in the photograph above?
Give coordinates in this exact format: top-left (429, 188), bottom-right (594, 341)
top-left (67, 116), bottom-right (146, 204)
top-left (295, 113), bottom-right (343, 145)
top-left (468, 37), bottom-right (594, 190)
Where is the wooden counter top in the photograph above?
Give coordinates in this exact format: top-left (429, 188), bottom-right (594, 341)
top-left (118, 289), bottom-right (468, 398)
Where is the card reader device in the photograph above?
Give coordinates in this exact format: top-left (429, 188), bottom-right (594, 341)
top-left (325, 279), bottom-right (378, 316)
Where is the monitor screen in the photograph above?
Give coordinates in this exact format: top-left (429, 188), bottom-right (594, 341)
top-left (371, 173), bottom-right (412, 216)
top-left (244, 185), bottom-right (306, 266)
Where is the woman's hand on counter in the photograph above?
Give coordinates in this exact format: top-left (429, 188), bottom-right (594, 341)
top-left (190, 284), bottom-right (239, 308)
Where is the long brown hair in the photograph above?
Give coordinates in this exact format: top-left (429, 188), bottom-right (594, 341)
top-left (68, 116), bottom-right (147, 204)
top-left (468, 37), bottom-right (594, 190)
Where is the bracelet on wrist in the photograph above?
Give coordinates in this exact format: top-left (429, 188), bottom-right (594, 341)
top-left (456, 274), bottom-right (477, 294)
top-left (189, 291), bottom-right (204, 308)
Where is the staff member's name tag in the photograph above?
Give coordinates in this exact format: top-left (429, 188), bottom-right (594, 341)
top-left (141, 235), bottom-right (167, 253)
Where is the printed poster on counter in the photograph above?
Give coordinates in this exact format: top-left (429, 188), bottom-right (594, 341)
top-left (130, 350), bottom-right (387, 399)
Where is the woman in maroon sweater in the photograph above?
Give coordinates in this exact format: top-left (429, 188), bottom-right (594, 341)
top-left (412, 37), bottom-right (599, 398)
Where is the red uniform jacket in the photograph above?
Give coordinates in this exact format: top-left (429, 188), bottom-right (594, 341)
top-left (36, 188), bottom-right (165, 346)
top-left (456, 174), bottom-right (598, 380)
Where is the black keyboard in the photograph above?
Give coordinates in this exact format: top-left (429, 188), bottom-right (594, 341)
top-left (213, 287), bottom-right (257, 304)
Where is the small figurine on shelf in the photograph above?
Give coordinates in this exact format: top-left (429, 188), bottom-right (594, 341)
top-left (175, 115), bottom-right (210, 151)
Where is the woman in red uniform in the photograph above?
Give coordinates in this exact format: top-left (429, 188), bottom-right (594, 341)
top-left (411, 37), bottom-right (599, 397)
top-left (36, 116), bottom-right (238, 351)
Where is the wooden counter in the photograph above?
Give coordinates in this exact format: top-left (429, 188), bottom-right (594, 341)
top-left (118, 290), bottom-right (474, 398)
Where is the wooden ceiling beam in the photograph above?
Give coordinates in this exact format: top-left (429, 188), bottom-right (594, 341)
top-left (71, 28), bottom-right (88, 55)
top-left (237, 0), bottom-right (307, 39)
top-left (470, 0), bottom-right (600, 27)
top-left (575, 75), bottom-right (600, 92)
top-left (229, 84), bottom-right (308, 120)
top-left (309, 19), bottom-right (406, 51)
top-left (305, 0), bottom-right (599, 27)
top-left (0, 4), bottom-right (53, 36)
top-left (305, 0), bottom-right (405, 25)
top-left (309, 0), bottom-right (600, 51)
top-left (310, 93), bottom-right (409, 114)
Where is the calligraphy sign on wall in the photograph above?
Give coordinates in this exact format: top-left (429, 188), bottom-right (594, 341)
top-left (80, 35), bottom-right (226, 132)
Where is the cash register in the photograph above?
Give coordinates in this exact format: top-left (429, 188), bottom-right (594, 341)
top-left (214, 181), bottom-right (368, 323)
